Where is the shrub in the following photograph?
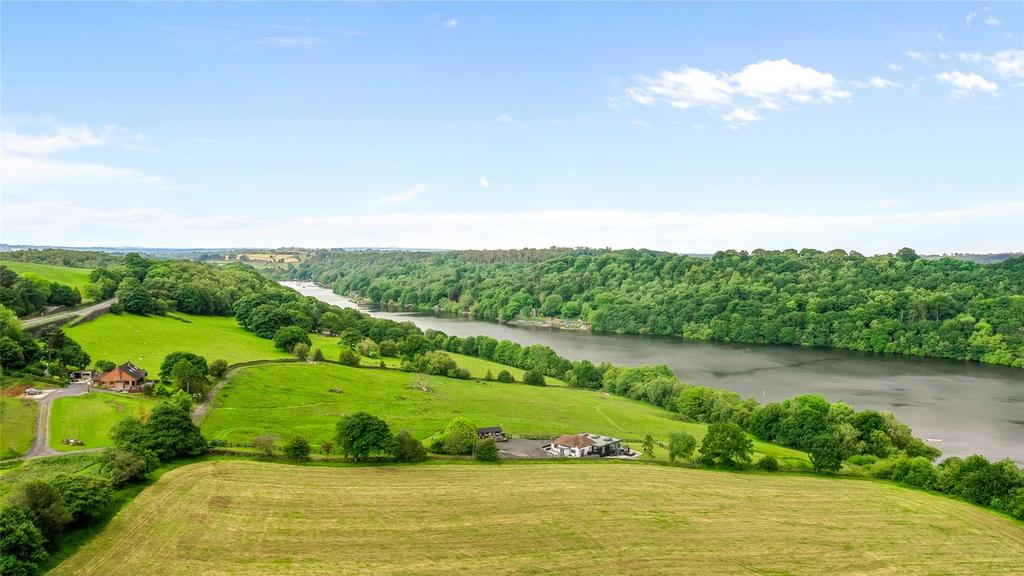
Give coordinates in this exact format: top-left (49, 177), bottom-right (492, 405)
top-left (252, 435), bottom-right (277, 456)
top-left (642, 435), bottom-right (656, 460)
top-left (522, 370), bottom-right (546, 386)
top-left (391, 431), bottom-right (428, 462)
top-left (99, 447), bottom-right (159, 487)
top-left (209, 359), bottom-right (229, 378)
top-left (312, 348), bottom-right (325, 362)
top-left (495, 370), bottom-right (514, 383)
top-left (10, 480), bottom-right (71, 550)
top-left (293, 342), bottom-right (310, 361)
top-left (0, 505), bottom-right (48, 576)
top-left (273, 326), bottom-right (310, 352)
top-left (50, 474), bottom-right (113, 522)
top-left (435, 417), bottom-right (477, 455)
top-left (891, 456), bottom-right (938, 489)
top-left (755, 455), bottom-right (779, 471)
top-left (338, 348), bottom-right (360, 366)
top-left (668, 431), bottom-right (696, 462)
top-left (320, 441), bottom-right (334, 454)
top-left (474, 438), bottom-right (500, 462)
top-left (283, 437), bottom-right (311, 461)
top-left (847, 454), bottom-right (878, 467)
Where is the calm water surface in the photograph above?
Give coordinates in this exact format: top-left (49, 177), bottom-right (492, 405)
top-left (282, 281), bottom-right (1024, 463)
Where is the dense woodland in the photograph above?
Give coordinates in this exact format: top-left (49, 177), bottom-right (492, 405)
top-left (289, 248), bottom-right (1024, 367)
top-left (0, 267), bottom-right (82, 317)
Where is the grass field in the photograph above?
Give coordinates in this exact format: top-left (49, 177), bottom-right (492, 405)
top-left (66, 313), bottom-right (294, 373)
top-left (0, 396), bottom-right (37, 459)
top-left (201, 362), bottom-right (805, 463)
top-left (51, 459), bottom-right (1024, 576)
top-left (49, 393), bottom-right (159, 451)
top-left (0, 260), bottom-right (94, 297)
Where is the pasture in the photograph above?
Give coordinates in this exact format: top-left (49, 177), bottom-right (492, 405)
top-left (201, 362), bottom-right (804, 463)
top-left (0, 260), bottom-right (94, 297)
top-left (49, 392), bottom-right (159, 451)
top-left (65, 313), bottom-right (293, 373)
top-left (51, 460), bottom-right (1024, 576)
top-left (0, 396), bottom-right (37, 459)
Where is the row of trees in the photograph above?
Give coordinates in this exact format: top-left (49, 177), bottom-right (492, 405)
top-left (0, 308), bottom-right (91, 378)
top-left (290, 248), bottom-right (1024, 367)
top-left (0, 266), bottom-right (81, 317)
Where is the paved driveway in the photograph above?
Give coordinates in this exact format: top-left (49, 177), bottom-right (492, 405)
top-left (20, 382), bottom-right (91, 459)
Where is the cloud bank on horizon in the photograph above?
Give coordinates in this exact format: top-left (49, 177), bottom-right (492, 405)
top-left (1, 2), bottom-right (1021, 253)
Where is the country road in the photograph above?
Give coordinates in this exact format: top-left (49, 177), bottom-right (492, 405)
top-left (20, 297), bottom-right (117, 330)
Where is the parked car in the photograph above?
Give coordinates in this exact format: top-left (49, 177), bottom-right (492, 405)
top-left (25, 388), bottom-right (42, 396)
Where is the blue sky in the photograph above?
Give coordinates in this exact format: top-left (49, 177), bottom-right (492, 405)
top-left (2, 2), bottom-right (1022, 253)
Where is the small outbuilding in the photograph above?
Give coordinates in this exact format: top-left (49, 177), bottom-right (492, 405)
top-left (477, 426), bottom-right (508, 442)
top-left (94, 362), bottom-right (148, 392)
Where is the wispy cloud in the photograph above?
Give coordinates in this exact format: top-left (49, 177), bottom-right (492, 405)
top-left (1, 121), bottom-right (163, 186)
top-left (372, 183), bottom-right (428, 206)
top-left (852, 77), bottom-right (900, 89)
top-left (6, 200), bottom-right (1021, 254)
top-left (253, 36), bottom-right (332, 47)
top-left (887, 63), bottom-right (904, 72)
top-left (985, 16), bottom-right (1001, 28)
top-left (162, 23), bottom-right (360, 50)
top-left (625, 59), bottom-right (850, 128)
top-left (905, 50), bottom-right (932, 66)
top-left (966, 11), bottom-right (978, 29)
top-left (935, 70), bottom-right (999, 98)
top-left (479, 176), bottom-right (489, 189)
top-left (442, 18), bottom-right (458, 29)
top-left (498, 114), bottom-right (528, 129)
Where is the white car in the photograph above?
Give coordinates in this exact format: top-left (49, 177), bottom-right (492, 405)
top-left (24, 388), bottom-right (42, 396)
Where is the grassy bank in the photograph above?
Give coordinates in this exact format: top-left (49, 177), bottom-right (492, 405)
top-left (49, 459), bottom-right (1024, 575)
top-left (201, 362), bottom-right (805, 464)
top-left (0, 260), bottom-right (94, 297)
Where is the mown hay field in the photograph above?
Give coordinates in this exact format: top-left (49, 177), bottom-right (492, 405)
top-left (51, 460), bottom-right (1024, 576)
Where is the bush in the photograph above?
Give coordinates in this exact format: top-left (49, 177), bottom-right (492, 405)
top-left (0, 505), bottom-right (48, 576)
top-left (434, 417), bottom-right (477, 455)
top-left (495, 370), bottom-right (514, 383)
top-left (293, 342), bottom-right (310, 361)
top-left (51, 474), bottom-right (113, 522)
top-left (891, 456), bottom-right (938, 489)
top-left (209, 359), bottom-right (229, 378)
top-left (283, 437), bottom-right (311, 461)
top-left (338, 348), bottom-right (360, 367)
top-left (312, 348), bottom-right (325, 362)
top-left (474, 438), bottom-right (500, 462)
top-left (391, 431), bottom-right (428, 462)
top-left (252, 435), bottom-right (277, 456)
top-left (668, 431), bottom-right (696, 462)
top-left (99, 447), bottom-right (160, 487)
top-left (320, 441), bottom-right (334, 454)
top-left (522, 370), bottom-right (545, 386)
top-left (847, 454), bottom-right (878, 467)
top-left (755, 455), bottom-right (779, 471)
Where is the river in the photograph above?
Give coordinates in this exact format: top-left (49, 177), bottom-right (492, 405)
top-left (281, 281), bottom-right (1024, 463)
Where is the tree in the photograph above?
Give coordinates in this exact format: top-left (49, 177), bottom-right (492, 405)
top-left (335, 412), bottom-right (393, 461)
top-left (50, 474), bottom-right (113, 522)
top-left (522, 370), bottom-right (546, 386)
top-left (808, 432), bottom-right (845, 472)
top-left (99, 447), bottom-right (159, 487)
top-left (132, 402), bottom-right (207, 460)
top-left (484, 369), bottom-right (493, 381)
top-left (94, 359), bottom-right (117, 372)
top-left (642, 435), bottom-right (656, 460)
top-left (312, 348), bottom-right (325, 362)
top-left (10, 480), bottom-right (71, 550)
top-left (252, 435), bottom-right (277, 456)
top-left (570, 360), bottom-right (602, 389)
top-left (170, 359), bottom-right (207, 397)
top-left (159, 352), bottom-right (208, 381)
top-left (756, 455), bottom-right (779, 471)
top-left (0, 336), bottom-right (25, 370)
top-left (391, 431), bottom-right (427, 462)
top-left (283, 437), bottom-right (311, 461)
top-left (273, 325), bottom-right (310, 352)
top-left (668, 431), bottom-right (696, 462)
top-left (495, 370), bottom-right (514, 383)
top-left (293, 342), bottom-right (310, 361)
top-left (698, 422), bottom-right (753, 467)
top-left (436, 416), bottom-right (477, 455)
top-left (338, 348), bottom-right (360, 366)
top-left (475, 438), bottom-right (500, 462)
top-left (0, 505), bottom-right (48, 576)
top-left (115, 276), bottom-right (158, 314)
top-left (209, 359), bottom-right (229, 378)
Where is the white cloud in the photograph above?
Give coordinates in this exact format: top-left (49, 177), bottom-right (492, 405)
top-left (966, 11), bottom-right (978, 28)
top-left (626, 59), bottom-right (848, 128)
top-left (1, 122), bottom-right (162, 186)
top-left (479, 176), bottom-right (489, 188)
top-left (372, 183), bottom-right (428, 206)
top-left (442, 18), bottom-right (458, 29)
top-left (905, 50), bottom-right (932, 65)
top-left (721, 107), bottom-right (761, 128)
top-left (5, 200), bottom-right (1022, 255)
top-left (497, 114), bottom-right (528, 129)
top-left (985, 16), bottom-right (1001, 27)
top-left (957, 52), bottom-right (984, 63)
top-left (629, 119), bottom-right (652, 128)
top-left (989, 49), bottom-right (1023, 80)
top-left (887, 63), bottom-right (904, 72)
top-left (934, 70), bottom-right (999, 98)
top-left (868, 77), bottom-right (900, 89)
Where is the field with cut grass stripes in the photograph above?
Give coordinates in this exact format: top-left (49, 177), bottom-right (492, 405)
top-left (201, 362), bottom-right (806, 463)
top-left (51, 460), bottom-right (1024, 576)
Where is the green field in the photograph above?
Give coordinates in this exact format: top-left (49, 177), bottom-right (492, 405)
top-left (201, 362), bottom-right (804, 463)
top-left (0, 396), bottom-right (37, 459)
top-left (66, 313), bottom-right (294, 373)
top-left (49, 393), bottom-right (159, 451)
top-left (51, 460), bottom-right (1024, 576)
top-left (0, 260), bottom-right (94, 297)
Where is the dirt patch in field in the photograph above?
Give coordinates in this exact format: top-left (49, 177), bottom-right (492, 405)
top-left (4, 384), bottom-right (29, 397)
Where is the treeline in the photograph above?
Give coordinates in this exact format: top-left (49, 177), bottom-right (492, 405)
top-left (290, 248), bottom-right (1024, 367)
top-left (0, 307), bottom-right (90, 376)
top-left (0, 248), bottom-right (121, 269)
top-left (0, 266), bottom-right (82, 316)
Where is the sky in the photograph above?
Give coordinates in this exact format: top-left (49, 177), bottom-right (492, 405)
top-left (1, 2), bottom-right (1022, 254)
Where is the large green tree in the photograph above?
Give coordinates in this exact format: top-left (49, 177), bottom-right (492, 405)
top-left (335, 412), bottom-right (393, 461)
